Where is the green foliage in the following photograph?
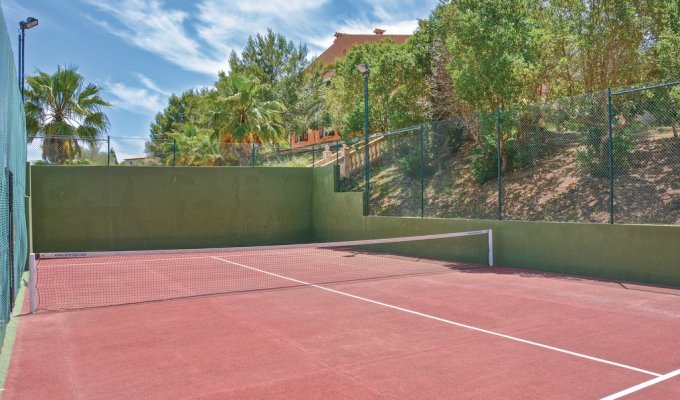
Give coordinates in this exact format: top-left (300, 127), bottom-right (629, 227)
top-left (326, 38), bottom-right (430, 137)
top-left (384, 130), bottom-right (432, 180)
top-left (285, 62), bottom-right (332, 134)
top-left (228, 29), bottom-right (309, 98)
top-left (429, 0), bottom-right (678, 106)
top-left (148, 89), bottom-right (213, 162)
top-left (506, 107), bottom-right (557, 169)
top-left (161, 126), bottom-right (225, 166)
top-left (24, 65), bottom-right (111, 164)
top-left (575, 127), bottom-right (635, 177)
top-left (211, 74), bottom-right (287, 144)
top-left (642, 85), bottom-right (679, 138)
top-left (441, 0), bottom-right (543, 109)
top-left (228, 29), bottom-right (310, 133)
top-left (142, 5), bottom-right (677, 175)
top-left (470, 131), bottom-right (499, 184)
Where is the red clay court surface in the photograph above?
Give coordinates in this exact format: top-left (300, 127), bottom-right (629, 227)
top-left (3, 251), bottom-right (680, 399)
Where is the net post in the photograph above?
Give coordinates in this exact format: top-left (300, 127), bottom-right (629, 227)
top-left (487, 230), bottom-right (494, 267)
top-left (29, 253), bottom-right (37, 313)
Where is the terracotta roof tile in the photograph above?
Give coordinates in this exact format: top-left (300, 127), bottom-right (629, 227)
top-left (315, 30), bottom-right (410, 66)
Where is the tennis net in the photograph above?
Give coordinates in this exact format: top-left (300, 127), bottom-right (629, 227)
top-left (29, 230), bottom-right (493, 312)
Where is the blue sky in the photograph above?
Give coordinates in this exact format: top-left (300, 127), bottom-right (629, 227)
top-left (2, 0), bottom-right (437, 161)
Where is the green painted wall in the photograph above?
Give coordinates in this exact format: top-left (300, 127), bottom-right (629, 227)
top-left (31, 166), bottom-right (314, 252)
top-left (29, 165), bottom-right (680, 287)
top-left (312, 166), bottom-right (680, 288)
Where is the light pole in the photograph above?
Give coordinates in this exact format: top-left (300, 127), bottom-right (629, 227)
top-left (356, 63), bottom-right (370, 215)
top-left (19, 17), bottom-right (39, 101)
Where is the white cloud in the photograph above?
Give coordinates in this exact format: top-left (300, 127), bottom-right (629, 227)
top-left (194, 0), bottom-right (328, 57)
top-left (82, 0), bottom-right (432, 76)
top-left (1, 0), bottom-right (32, 20)
top-left (234, 0), bottom-right (327, 13)
top-left (136, 73), bottom-right (171, 96)
top-left (107, 78), bottom-right (166, 115)
top-left (83, 0), bottom-right (226, 75)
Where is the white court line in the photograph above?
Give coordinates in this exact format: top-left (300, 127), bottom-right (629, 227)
top-left (211, 256), bottom-right (661, 378)
top-left (600, 369), bottom-right (680, 399)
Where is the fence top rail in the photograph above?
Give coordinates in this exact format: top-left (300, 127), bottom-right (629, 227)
top-left (611, 80), bottom-right (680, 96)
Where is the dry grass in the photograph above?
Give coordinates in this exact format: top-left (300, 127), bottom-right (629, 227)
top-left (368, 128), bottom-right (680, 224)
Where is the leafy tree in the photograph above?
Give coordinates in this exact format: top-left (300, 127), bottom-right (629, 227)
top-left (228, 29), bottom-right (309, 93)
top-left (148, 89), bottom-right (213, 162)
top-left (228, 29), bottom-right (309, 134)
top-left (326, 39), bottom-right (429, 137)
top-left (442, 0), bottom-right (543, 109)
top-left (211, 74), bottom-right (286, 145)
top-left (286, 62), bottom-right (333, 134)
top-left (436, 0), bottom-right (543, 171)
top-left (24, 65), bottom-right (111, 164)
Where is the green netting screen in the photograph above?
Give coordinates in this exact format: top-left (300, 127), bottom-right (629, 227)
top-left (0, 3), bottom-right (29, 350)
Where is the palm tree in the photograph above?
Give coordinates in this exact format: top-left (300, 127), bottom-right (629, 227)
top-left (24, 65), bottom-right (111, 164)
top-left (211, 74), bottom-right (287, 146)
top-left (164, 126), bottom-right (226, 166)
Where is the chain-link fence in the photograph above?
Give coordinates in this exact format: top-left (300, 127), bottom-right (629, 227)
top-left (27, 136), bottom-right (334, 168)
top-left (25, 78), bottom-right (678, 226)
top-left (611, 83), bottom-right (680, 224)
top-left (425, 115), bottom-right (500, 219)
top-left (499, 90), bottom-right (611, 222)
top-left (0, 4), bottom-right (29, 350)
top-left (358, 80), bottom-right (679, 225)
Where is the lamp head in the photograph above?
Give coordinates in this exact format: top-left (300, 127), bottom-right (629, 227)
top-left (356, 64), bottom-right (370, 76)
top-left (20, 17), bottom-right (39, 30)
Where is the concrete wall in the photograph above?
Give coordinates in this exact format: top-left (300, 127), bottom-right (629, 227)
top-left (29, 165), bottom-right (680, 287)
top-left (31, 166), bottom-right (314, 252)
top-left (312, 166), bottom-right (680, 287)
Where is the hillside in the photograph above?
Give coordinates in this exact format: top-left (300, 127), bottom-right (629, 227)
top-left (363, 128), bottom-right (680, 225)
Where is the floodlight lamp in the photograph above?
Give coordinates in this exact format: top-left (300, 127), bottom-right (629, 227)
top-left (356, 64), bottom-right (370, 75)
top-left (21, 17), bottom-right (39, 30)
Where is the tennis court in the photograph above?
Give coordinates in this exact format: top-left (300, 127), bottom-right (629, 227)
top-left (3, 229), bottom-right (680, 399)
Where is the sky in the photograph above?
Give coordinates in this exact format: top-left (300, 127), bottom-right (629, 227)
top-left (2, 0), bottom-right (437, 161)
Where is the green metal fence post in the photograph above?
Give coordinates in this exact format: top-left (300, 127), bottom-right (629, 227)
top-left (251, 143), bottom-right (256, 166)
top-left (497, 109), bottom-right (503, 220)
top-left (362, 67), bottom-right (371, 216)
top-left (608, 87), bottom-right (614, 224)
top-left (107, 136), bottom-right (111, 166)
top-left (312, 144), bottom-right (316, 167)
top-left (7, 169), bottom-right (15, 309)
top-left (172, 139), bottom-right (177, 166)
top-left (419, 124), bottom-right (425, 218)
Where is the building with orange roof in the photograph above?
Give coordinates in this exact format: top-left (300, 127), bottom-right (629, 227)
top-left (315, 29), bottom-right (410, 66)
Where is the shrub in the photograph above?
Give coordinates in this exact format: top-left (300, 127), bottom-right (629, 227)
top-left (575, 126), bottom-right (635, 177)
top-left (470, 132), bottom-right (499, 183)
